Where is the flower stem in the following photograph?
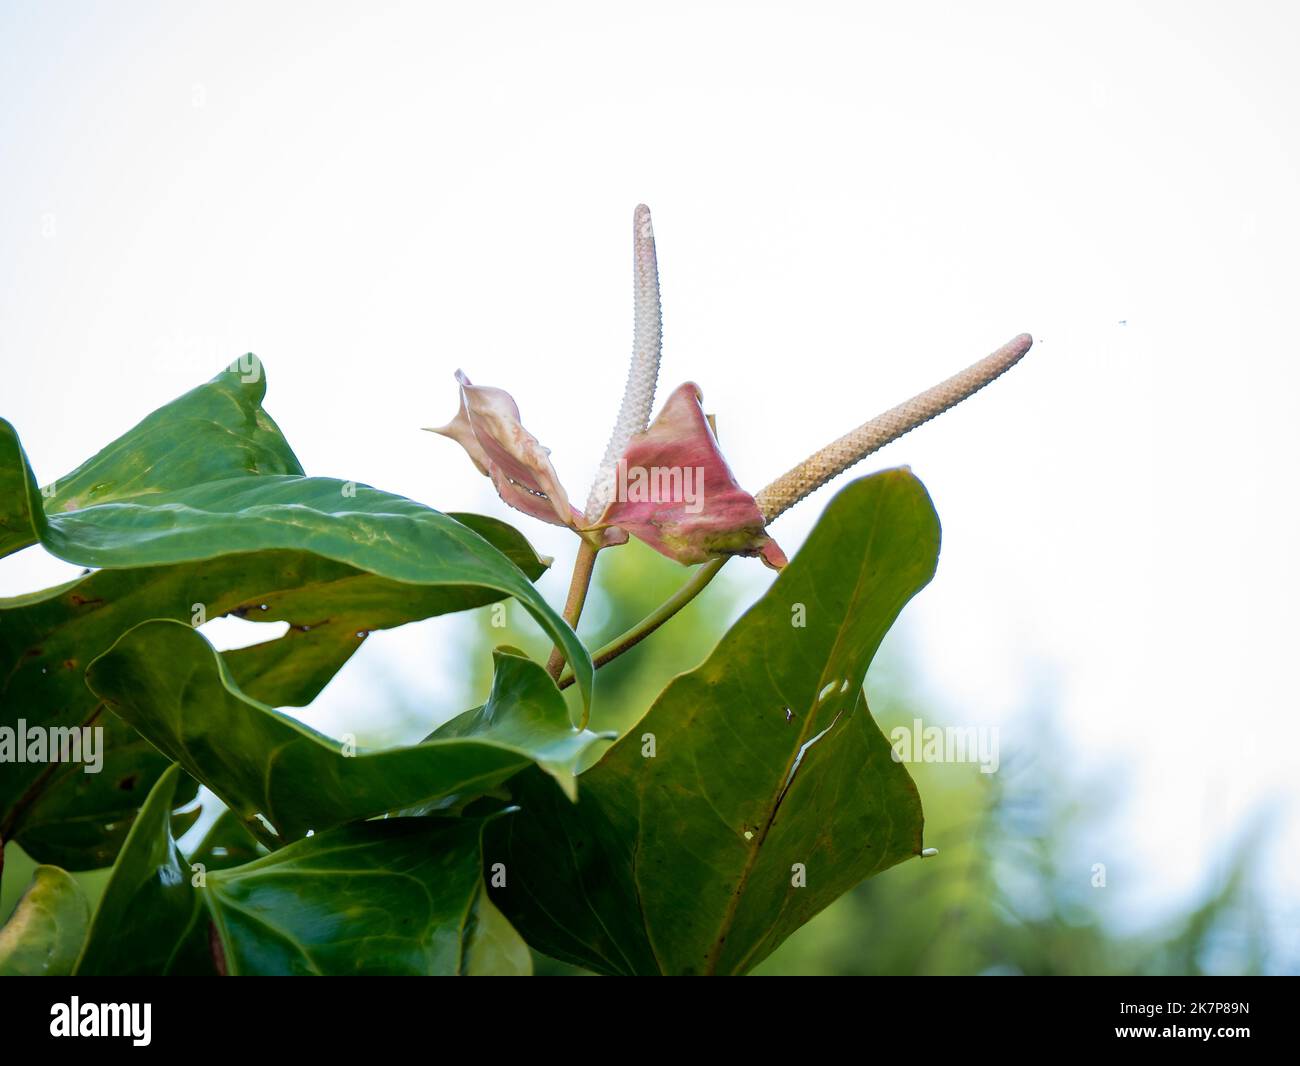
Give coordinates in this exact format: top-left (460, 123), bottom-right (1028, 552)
top-left (546, 539), bottom-right (601, 680)
top-left (556, 556), bottom-right (726, 690)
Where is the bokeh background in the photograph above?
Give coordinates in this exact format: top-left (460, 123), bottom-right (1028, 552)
top-left (2, 1), bottom-right (1296, 973)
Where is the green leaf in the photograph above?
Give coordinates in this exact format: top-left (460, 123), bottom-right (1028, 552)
top-left (0, 424), bottom-right (46, 560)
top-left (208, 818), bottom-right (531, 976)
top-left (489, 469), bottom-right (939, 975)
top-left (427, 645), bottom-right (617, 801)
top-left (447, 511), bottom-right (551, 578)
top-left (1, 509), bottom-right (546, 866)
top-left (43, 356), bottom-right (303, 513)
top-left (219, 526), bottom-right (545, 710)
top-left (461, 892), bottom-right (533, 976)
top-left (77, 765), bottom-right (530, 975)
top-left (29, 462), bottom-right (591, 714)
top-left (2, 360), bottom-right (588, 704)
top-left (0, 357), bottom-right (301, 561)
top-left (187, 808), bottom-right (267, 872)
top-left (0, 864), bottom-right (90, 975)
top-left (74, 765), bottom-right (214, 976)
top-left (1, 532), bottom-right (553, 870)
top-left (1, 362), bottom-right (588, 867)
top-left (85, 621), bottom-right (607, 840)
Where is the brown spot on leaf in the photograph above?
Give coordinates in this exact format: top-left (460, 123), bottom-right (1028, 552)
top-left (209, 922), bottom-right (228, 976)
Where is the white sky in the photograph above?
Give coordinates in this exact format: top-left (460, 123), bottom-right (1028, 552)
top-left (2, 1), bottom-right (1297, 952)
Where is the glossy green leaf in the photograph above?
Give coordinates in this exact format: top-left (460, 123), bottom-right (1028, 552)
top-left (43, 357), bottom-right (302, 512)
top-left (5, 424), bottom-right (591, 714)
top-left (86, 621), bottom-right (607, 840)
top-left (489, 469), bottom-right (938, 975)
top-left (219, 515), bottom-right (547, 709)
top-left (208, 818), bottom-right (531, 976)
top-left (74, 765), bottom-right (214, 976)
top-left (0, 358), bottom-right (299, 560)
top-left (461, 892), bottom-right (532, 976)
top-left (187, 807), bottom-right (268, 872)
top-left (1, 362), bottom-right (586, 867)
top-left (1, 360), bottom-right (588, 701)
top-left (0, 426), bottom-right (45, 559)
top-left (1, 512), bottom-right (545, 862)
top-left (1, 531), bottom-right (551, 870)
top-left (0, 864), bottom-right (90, 975)
top-left (77, 765), bottom-right (530, 975)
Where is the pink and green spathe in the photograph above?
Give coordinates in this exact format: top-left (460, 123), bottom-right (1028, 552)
top-left (429, 372), bottom-right (786, 570)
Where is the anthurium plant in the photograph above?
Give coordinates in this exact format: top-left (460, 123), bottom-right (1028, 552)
top-left (0, 206), bottom-right (1032, 976)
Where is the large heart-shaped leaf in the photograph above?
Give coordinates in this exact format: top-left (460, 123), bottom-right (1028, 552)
top-left (1, 361), bottom-right (589, 867)
top-left (0, 359), bottom-right (587, 697)
top-left (488, 469), bottom-right (939, 975)
top-left (0, 398), bottom-right (590, 711)
top-left (0, 525), bottom-right (545, 870)
top-left (75, 765), bottom-right (529, 976)
top-left (0, 864), bottom-right (90, 976)
top-left (0, 359), bottom-right (302, 560)
top-left (85, 621), bottom-right (606, 841)
top-left (0, 515), bottom-right (545, 870)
